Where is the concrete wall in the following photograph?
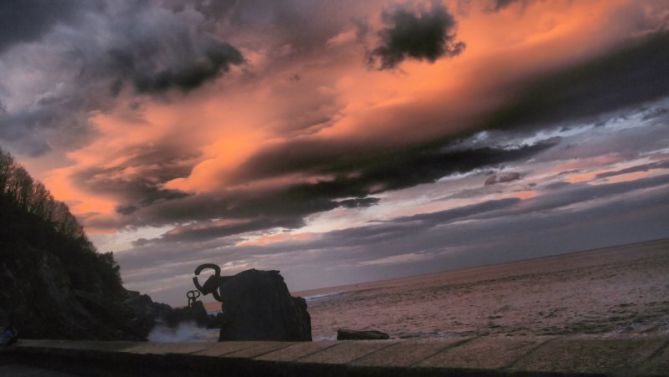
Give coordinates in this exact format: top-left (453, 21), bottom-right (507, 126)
top-left (3, 335), bottom-right (668, 377)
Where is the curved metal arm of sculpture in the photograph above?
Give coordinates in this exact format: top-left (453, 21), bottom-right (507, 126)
top-left (186, 290), bottom-right (201, 307)
top-left (194, 263), bottom-right (221, 276)
top-left (193, 263), bottom-right (220, 293)
top-left (193, 263), bottom-right (224, 302)
top-left (211, 288), bottom-right (223, 302)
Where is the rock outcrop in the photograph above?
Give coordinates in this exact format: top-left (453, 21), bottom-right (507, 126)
top-left (123, 291), bottom-right (174, 337)
top-left (0, 246), bottom-right (160, 340)
top-left (337, 328), bottom-right (390, 340)
top-left (216, 269), bottom-right (311, 341)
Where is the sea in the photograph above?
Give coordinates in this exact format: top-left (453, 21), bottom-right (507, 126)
top-left (301, 239), bottom-right (669, 340)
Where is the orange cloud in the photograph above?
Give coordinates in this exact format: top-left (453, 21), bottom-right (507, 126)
top-left (237, 231), bottom-right (317, 247)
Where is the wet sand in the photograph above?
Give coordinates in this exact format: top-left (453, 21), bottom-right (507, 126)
top-left (301, 239), bottom-right (669, 340)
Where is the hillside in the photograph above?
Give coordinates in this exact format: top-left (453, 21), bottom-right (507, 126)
top-left (0, 149), bottom-right (167, 340)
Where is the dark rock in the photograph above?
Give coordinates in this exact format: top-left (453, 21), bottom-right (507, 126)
top-left (0, 243), bottom-right (176, 341)
top-left (123, 291), bottom-right (173, 337)
top-left (337, 328), bottom-right (390, 340)
top-left (124, 292), bottom-right (217, 333)
top-left (217, 269), bottom-right (311, 341)
top-left (0, 247), bottom-right (150, 340)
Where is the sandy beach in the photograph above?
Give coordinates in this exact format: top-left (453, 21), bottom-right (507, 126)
top-left (301, 239), bottom-right (669, 340)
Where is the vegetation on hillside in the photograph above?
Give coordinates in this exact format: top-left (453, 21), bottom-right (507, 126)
top-left (0, 149), bottom-right (124, 300)
top-left (0, 148), bottom-right (173, 339)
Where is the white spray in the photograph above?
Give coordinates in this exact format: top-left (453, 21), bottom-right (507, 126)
top-left (147, 321), bottom-right (219, 342)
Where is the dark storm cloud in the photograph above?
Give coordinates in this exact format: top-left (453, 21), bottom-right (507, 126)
top-left (119, 184), bottom-right (339, 234)
top-left (0, 0), bottom-right (86, 53)
top-left (0, 0), bottom-right (244, 157)
top-left (71, 143), bottom-right (198, 214)
top-left (368, 1), bottom-right (465, 70)
top-left (100, 1), bottom-right (245, 95)
top-left (121, 141), bottom-right (553, 244)
top-left (136, 216), bottom-right (305, 246)
top-left (91, 168), bottom-right (349, 235)
top-left (109, 39), bottom-right (244, 94)
top-left (231, 137), bottom-right (553, 186)
top-left (484, 34), bottom-right (669, 132)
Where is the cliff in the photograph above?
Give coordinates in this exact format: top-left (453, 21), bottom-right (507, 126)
top-left (0, 149), bottom-right (166, 340)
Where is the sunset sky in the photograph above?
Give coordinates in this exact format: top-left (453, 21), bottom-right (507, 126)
top-left (1, 0), bottom-right (668, 305)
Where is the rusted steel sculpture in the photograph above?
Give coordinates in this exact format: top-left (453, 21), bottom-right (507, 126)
top-left (186, 290), bottom-right (200, 307)
top-left (191, 265), bottom-right (312, 341)
top-left (192, 263), bottom-right (230, 302)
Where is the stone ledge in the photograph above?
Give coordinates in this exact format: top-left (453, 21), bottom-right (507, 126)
top-left (3, 335), bottom-right (668, 377)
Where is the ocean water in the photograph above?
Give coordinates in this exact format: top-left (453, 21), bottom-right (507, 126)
top-left (302, 239), bottom-right (669, 340)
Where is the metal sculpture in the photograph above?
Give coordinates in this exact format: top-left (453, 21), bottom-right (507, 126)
top-left (186, 290), bottom-right (201, 307)
top-left (192, 263), bottom-right (229, 302)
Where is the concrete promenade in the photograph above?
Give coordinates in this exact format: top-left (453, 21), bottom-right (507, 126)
top-left (2, 335), bottom-right (668, 376)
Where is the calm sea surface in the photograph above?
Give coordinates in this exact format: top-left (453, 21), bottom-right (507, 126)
top-left (300, 239), bottom-right (669, 340)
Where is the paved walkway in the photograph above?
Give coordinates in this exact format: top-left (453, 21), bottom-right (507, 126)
top-left (3, 335), bottom-right (669, 376)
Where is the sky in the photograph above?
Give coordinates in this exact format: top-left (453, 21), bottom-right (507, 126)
top-left (1, 0), bottom-right (668, 306)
